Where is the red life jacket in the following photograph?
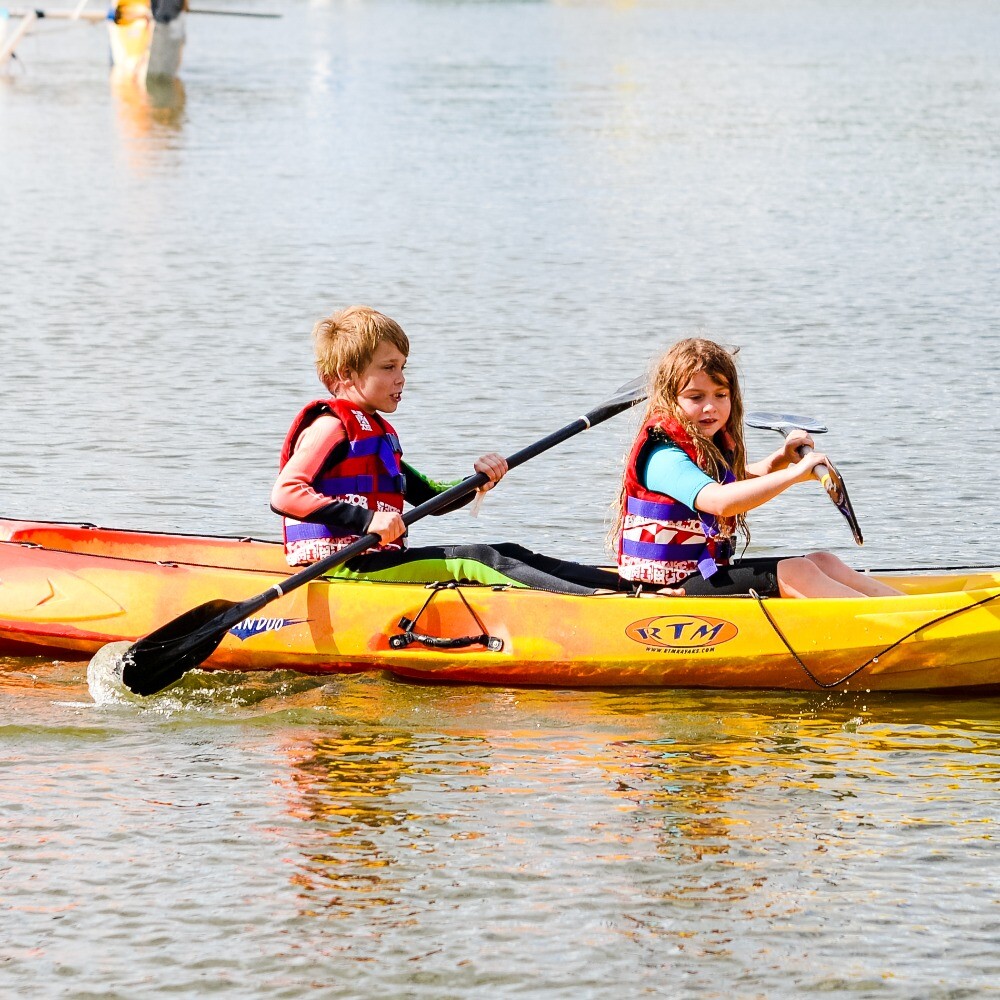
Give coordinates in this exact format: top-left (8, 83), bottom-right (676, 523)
top-left (280, 397), bottom-right (406, 565)
top-left (617, 416), bottom-right (735, 587)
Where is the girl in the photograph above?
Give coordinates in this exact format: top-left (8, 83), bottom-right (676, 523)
top-left (613, 338), bottom-right (902, 598)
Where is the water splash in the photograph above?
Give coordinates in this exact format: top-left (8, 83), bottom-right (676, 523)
top-left (85, 640), bottom-right (335, 713)
top-left (86, 641), bottom-right (147, 706)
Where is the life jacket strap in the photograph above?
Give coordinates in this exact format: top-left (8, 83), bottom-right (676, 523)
top-left (345, 434), bottom-right (402, 477)
top-left (622, 538), bottom-right (706, 562)
top-left (316, 473), bottom-right (407, 496)
top-left (621, 536), bottom-right (732, 578)
top-left (626, 495), bottom-right (699, 522)
top-left (285, 522), bottom-right (339, 542)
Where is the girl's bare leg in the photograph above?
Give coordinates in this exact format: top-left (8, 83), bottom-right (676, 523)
top-left (804, 551), bottom-right (904, 597)
top-left (777, 557), bottom-right (865, 598)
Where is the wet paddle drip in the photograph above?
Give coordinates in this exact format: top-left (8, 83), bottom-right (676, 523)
top-left (749, 590), bottom-right (1000, 689)
top-left (86, 641), bottom-right (148, 705)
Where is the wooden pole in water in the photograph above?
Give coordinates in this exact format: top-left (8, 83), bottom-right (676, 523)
top-left (3, 8), bottom-right (106, 19)
top-left (1, 10), bottom-right (39, 68)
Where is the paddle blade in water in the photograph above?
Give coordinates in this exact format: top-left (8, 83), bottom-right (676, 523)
top-left (121, 598), bottom-right (239, 696)
top-left (88, 640), bottom-right (147, 705)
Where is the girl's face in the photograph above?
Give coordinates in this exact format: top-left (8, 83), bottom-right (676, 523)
top-left (677, 370), bottom-right (731, 438)
top-left (340, 340), bottom-right (407, 414)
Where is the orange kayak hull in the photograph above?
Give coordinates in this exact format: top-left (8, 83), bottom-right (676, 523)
top-left (2, 518), bottom-right (998, 692)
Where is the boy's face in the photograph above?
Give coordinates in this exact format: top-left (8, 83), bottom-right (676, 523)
top-left (341, 340), bottom-right (407, 414)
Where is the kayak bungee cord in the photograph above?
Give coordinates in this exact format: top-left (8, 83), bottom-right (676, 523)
top-left (748, 588), bottom-right (1000, 690)
top-left (389, 581), bottom-right (504, 652)
top-left (1, 537), bottom-right (290, 577)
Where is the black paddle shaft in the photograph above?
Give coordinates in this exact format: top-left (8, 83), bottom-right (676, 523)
top-left (269, 391), bottom-right (638, 598)
top-left (121, 379), bottom-right (646, 695)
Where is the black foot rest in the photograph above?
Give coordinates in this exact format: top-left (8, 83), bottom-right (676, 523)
top-left (389, 582), bottom-right (504, 652)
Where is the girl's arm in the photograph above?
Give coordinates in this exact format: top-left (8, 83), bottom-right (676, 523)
top-left (695, 450), bottom-right (829, 518)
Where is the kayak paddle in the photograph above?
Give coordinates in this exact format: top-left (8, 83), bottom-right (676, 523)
top-left (120, 374), bottom-right (648, 696)
top-left (745, 411), bottom-right (863, 546)
top-left (188, 8), bottom-right (282, 17)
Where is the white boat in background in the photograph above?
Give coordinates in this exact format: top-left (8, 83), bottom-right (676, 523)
top-left (107, 1), bottom-right (186, 82)
top-left (1, 0), bottom-right (276, 81)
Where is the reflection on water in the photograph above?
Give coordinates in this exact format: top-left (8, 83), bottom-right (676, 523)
top-left (286, 729), bottom-right (489, 918)
top-left (111, 69), bottom-right (185, 168)
top-left (256, 682), bottom-right (1000, 991)
top-left (272, 678), bottom-right (490, 922)
top-left (2, 662), bottom-right (1000, 992)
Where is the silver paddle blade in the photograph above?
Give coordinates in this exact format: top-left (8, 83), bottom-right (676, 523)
top-left (612, 372), bottom-right (649, 403)
top-left (745, 410), bottom-right (828, 435)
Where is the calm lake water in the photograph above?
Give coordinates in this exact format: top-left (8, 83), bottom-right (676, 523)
top-left (2, 0), bottom-right (999, 996)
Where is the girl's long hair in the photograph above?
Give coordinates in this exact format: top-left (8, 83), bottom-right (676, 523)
top-left (610, 338), bottom-right (749, 552)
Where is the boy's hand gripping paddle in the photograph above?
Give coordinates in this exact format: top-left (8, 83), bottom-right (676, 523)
top-left (119, 374), bottom-right (649, 697)
top-left (745, 411), bottom-right (864, 546)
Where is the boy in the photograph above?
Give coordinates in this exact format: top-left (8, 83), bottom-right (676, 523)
top-left (271, 304), bottom-right (616, 593)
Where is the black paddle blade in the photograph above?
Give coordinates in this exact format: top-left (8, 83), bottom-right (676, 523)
top-left (121, 598), bottom-right (240, 696)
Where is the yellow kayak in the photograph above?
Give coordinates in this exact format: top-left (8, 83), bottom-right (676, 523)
top-left (1, 517), bottom-right (998, 692)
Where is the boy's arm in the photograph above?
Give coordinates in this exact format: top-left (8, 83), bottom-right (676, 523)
top-left (270, 415), bottom-right (375, 534)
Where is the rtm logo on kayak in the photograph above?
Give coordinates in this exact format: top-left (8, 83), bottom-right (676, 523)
top-left (229, 617), bottom-right (307, 642)
top-left (625, 614), bottom-right (738, 651)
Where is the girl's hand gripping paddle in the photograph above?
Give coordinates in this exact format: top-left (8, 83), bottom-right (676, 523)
top-left (745, 411), bottom-right (864, 546)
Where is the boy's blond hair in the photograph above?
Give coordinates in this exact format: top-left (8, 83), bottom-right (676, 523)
top-left (312, 305), bottom-right (410, 391)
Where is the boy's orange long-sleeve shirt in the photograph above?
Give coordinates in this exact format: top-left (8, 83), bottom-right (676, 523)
top-left (271, 413), bottom-right (472, 534)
